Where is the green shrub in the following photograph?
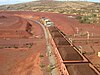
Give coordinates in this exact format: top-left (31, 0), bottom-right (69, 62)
top-left (40, 63), bottom-right (45, 68)
top-left (39, 54), bottom-right (44, 58)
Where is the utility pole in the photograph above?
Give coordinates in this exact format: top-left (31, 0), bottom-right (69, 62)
top-left (75, 27), bottom-right (79, 34)
top-left (87, 31), bottom-right (90, 40)
top-left (86, 31), bottom-right (90, 44)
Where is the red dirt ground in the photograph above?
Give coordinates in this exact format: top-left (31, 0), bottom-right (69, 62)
top-left (0, 11), bottom-right (74, 34)
top-left (2, 11), bottom-right (100, 35)
top-left (0, 12), bottom-right (49, 75)
top-left (0, 11), bottom-right (100, 75)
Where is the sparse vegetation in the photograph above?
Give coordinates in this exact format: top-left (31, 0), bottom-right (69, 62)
top-left (26, 43), bottom-right (33, 48)
top-left (77, 13), bottom-right (100, 24)
top-left (39, 54), bottom-right (44, 58)
top-left (40, 63), bottom-right (45, 68)
top-left (0, 1), bottom-right (100, 24)
top-left (46, 64), bottom-right (56, 72)
top-left (14, 46), bottom-right (18, 49)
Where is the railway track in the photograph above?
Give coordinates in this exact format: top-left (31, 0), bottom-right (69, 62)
top-left (48, 26), bottom-right (100, 75)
